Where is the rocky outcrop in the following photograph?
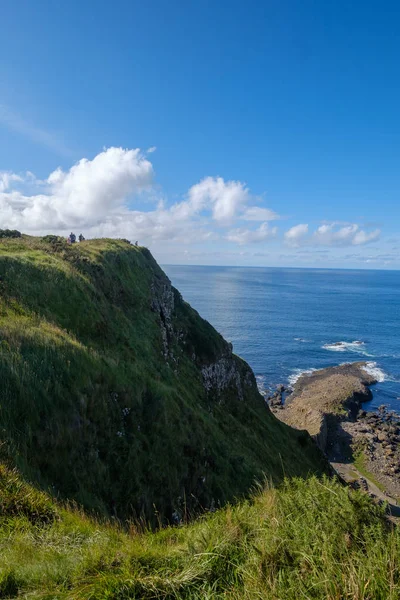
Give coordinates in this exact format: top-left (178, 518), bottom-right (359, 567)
top-left (201, 356), bottom-right (255, 401)
top-left (275, 362), bottom-right (377, 452)
top-left (344, 406), bottom-right (400, 498)
top-left (150, 277), bottom-right (175, 359)
top-left (266, 384), bottom-right (286, 408)
top-left (151, 271), bottom-right (257, 403)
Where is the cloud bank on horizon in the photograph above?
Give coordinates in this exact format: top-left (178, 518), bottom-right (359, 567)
top-left (0, 146), bottom-right (383, 266)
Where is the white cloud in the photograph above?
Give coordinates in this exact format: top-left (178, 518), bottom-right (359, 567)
top-left (0, 147), bottom-right (153, 231)
top-left (47, 147), bottom-right (154, 223)
top-left (0, 172), bottom-right (23, 192)
top-left (284, 223), bottom-right (309, 246)
top-left (351, 228), bottom-right (381, 245)
top-left (226, 222), bottom-right (277, 245)
top-left (0, 148), bottom-right (153, 232)
top-left (241, 206), bottom-right (280, 221)
top-left (284, 222), bottom-right (380, 247)
top-left (187, 176), bottom-right (249, 223)
top-left (313, 223), bottom-right (380, 246)
top-left (147, 146), bottom-right (157, 153)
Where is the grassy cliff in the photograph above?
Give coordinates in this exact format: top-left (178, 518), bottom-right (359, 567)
top-left (0, 236), bottom-right (398, 599)
top-left (0, 236), bottom-right (326, 521)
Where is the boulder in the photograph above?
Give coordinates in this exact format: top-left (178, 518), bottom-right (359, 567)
top-left (268, 392), bottom-right (283, 407)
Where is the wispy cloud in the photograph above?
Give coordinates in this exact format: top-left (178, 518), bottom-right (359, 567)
top-left (226, 222), bottom-right (278, 245)
top-left (241, 206), bottom-right (280, 221)
top-left (0, 104), bottom-right (73, 157)
top-left (284, 223), bottom-right (309, 246)
top-left (284, 222), bottom-right (380, 247)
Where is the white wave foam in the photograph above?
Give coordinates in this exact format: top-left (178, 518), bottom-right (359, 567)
top-left (294, 337), bottom-right (311, 343)
top-left (288, 368), bottom-right (317, 387)
top-left (256, 375), bottom-right (268, 395)
top-left (322, 340), bottom-right (373, 356)
top-left (361, 362), bottom-right (387, 383)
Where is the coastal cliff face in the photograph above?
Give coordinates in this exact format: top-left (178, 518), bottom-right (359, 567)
top-left (149, 259), bottom-right (256, 401)
top-left (0, 236), bottom-right (327, 521)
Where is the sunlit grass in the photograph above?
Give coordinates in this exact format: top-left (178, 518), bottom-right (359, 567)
top-left (354, 451), bottom-right (386, 493)
top-left (0, 468), bottom-right (398, 599)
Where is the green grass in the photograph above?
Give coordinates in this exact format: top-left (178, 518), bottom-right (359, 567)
top-left (0, 465), bottom-right (398, 599)
top-left (0, 235), bottom-right (327, 523)
top-left (354, 452), bottom-right (386, 493)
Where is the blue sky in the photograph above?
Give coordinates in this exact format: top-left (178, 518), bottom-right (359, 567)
top-left (1, 1), bottom-right (400, 268)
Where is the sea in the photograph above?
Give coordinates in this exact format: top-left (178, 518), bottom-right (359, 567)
top-left (163, 265), bottom-right (400, 414)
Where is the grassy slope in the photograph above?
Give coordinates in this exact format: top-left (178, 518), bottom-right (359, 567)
top-left (0, 236), bottom-right (326, 522)
top-left (0, 464), bottom-right (399, 599)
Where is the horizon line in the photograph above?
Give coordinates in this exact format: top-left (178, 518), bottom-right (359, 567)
top-left (160, 262), bottom-right (400, 272)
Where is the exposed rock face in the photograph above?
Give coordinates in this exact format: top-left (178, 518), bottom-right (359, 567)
top-left (151, 278), bottom-right (175, 359)
top-left (151, 272), bottom-right (257, 402)
top-left (267, 391), bottom-right (283, 408)
top-left (345, 407), bottom-right (400, 499)
top-left (201, 357), bottom-right (252, 401)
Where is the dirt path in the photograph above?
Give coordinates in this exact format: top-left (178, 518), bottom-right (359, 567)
top-left (331, 460), bottom-right (400, 518)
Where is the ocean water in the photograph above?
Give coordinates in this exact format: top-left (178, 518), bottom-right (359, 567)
top-left (163, 265), bottom-right (400, 414)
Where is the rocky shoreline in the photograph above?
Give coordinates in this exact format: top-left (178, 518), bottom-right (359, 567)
top-left (267, 362), bottom-right (400, 511)
top-left (269, 362), bottom-right (376, 452)
top-left (338, 406), bottom-right (400, 499)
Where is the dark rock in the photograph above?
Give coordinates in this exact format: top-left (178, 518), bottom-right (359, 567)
top-left (269, 392), bottom-right (283, 407)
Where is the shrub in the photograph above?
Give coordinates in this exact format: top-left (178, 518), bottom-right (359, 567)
top-left (41, 235), bottom-right (67, 251)
top-left (42, 235), bottom-right (62, 244)
top-left (0, 230), bottom-right (21, 239)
